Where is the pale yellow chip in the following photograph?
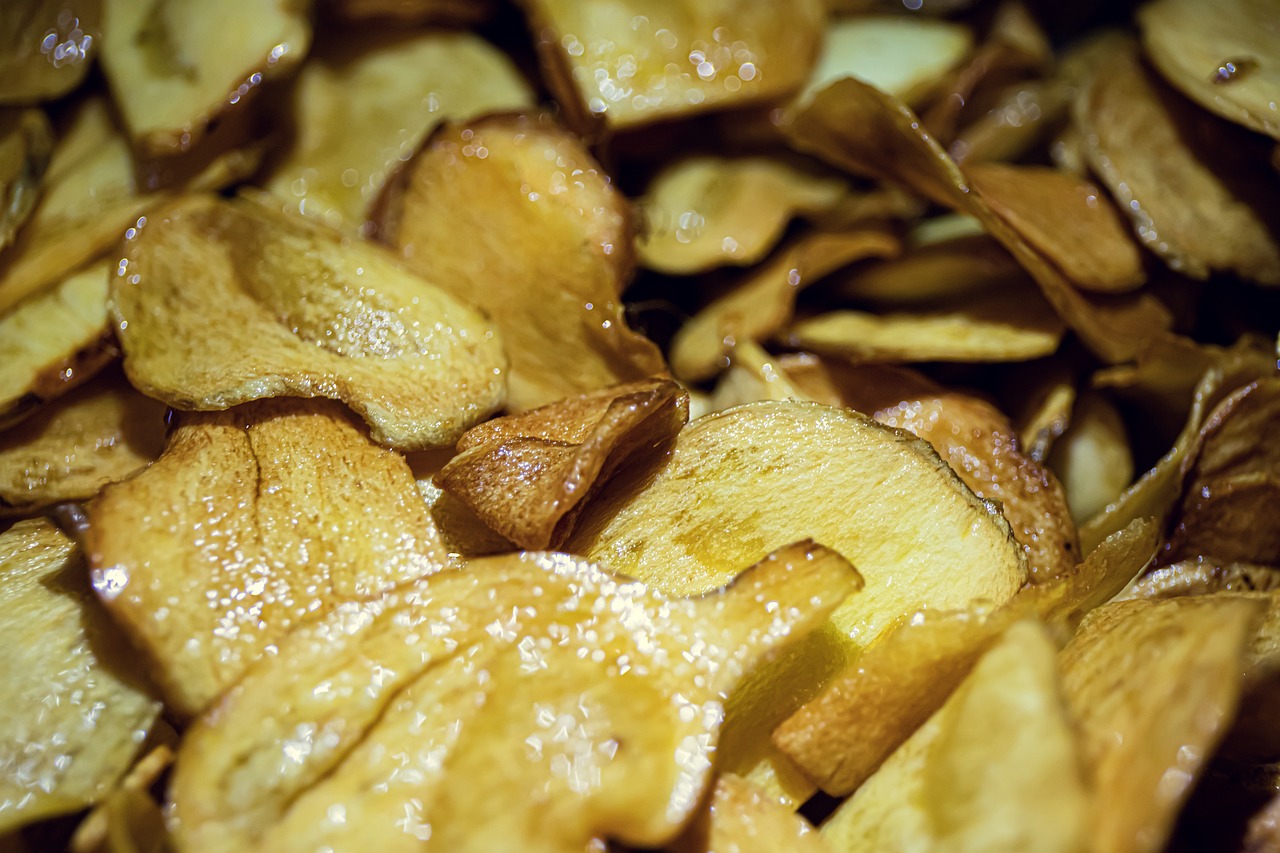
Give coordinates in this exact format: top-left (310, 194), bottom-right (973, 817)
top-left (1048, 391), bottom-right (1134, 526)
top-left (0, 108), bottom-right (52, 251)
top-left (672, 774), bottom-right (831, 853)
top-left (0, 1), bottom-right (98, 103)
top-left (85, 398), bottom-right (456, 717)
top-left (112, 193), bottom-right (507, 450)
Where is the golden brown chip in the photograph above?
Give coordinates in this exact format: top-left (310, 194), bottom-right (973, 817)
top-left (0, 367), bottom-right (165, 516)
top-left (673, 774), bottom-right (831, 853)
top-left (264, 29), bottom-right (533, 234)
top-left (112, 193), bottom-right (506, 450)
top-left (1048, 390), bottom-right (1134, 526)
top-left (0, 519), bottom-right (161, 833)
top-left (829, 232), bottom-right (1024, 307)
top-left (85, 398), bottom-right (455, 717)
top-left (522, 0), bottom-right (824, 133)
top-left (1061, 595), bottom-right (1262, 853)
top-left (169, 541), bottom-right (859, 852)
top-left (378, 113), bottom-right (665, 411)
top-left (0, 108), bottom-right (52, 250)
top-left (438, 378), bottom-right (689, 549)
top-left (1167, 473), bottom-right (1280, 567)
top-left (100, 0), bottom-right (311, 157)
top-left (0, 1), bottom-right (99, 104)
top-left (783, 76), bottom-right (1171, 363)
top-left (950, 78), bottom-right (1073, 165)
top-left (1076, 45), bottom-right (1280, 285)
top-left (409, 450), bottom-right (519, 558)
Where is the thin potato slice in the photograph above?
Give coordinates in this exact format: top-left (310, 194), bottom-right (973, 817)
top-left (636, 156), bottom-right (849, 275)
top-left (0, 519), bottom-right (161, 833)
top-left (439, 378), bottom-right (689, 549)
top-left (784, 77), bottom-right (1171, 363)
top-left (820, 620), bottom-right (1088, 853)
top-left (1167, 476), bottom-right (1280, 567)
top-left (0, 108), bottom-right (53, 250)
top-left (1016, 367), bottom-right (1076, 462)
top-left (1077, 46), bottom-right (1280, 285)
top-left (1123, 560), bottom-right (1280, 600)
top-left (0, 367), bottom-right (165, 516)
top-left (673, 774), bottom-right (831, 853)
top-left (169, 542), bottom-right (860, 853)
top-left (410, 450), bottom-right (520, 558)
top-left (951, 79), bottom-right (1073, 165)
top-left (69, 745), bottom-right (174, 853)
top-left (1061, 595), bottom-right (1262, 853)
top-left (100, 0), bottom-right (311, 157)
top-left (829, 233), bottom-right (1024, 307)
top-left (669, 229), bottom-right (900, 382)
top-left (264, 29), bottom-right (534, 234)
top-left (85, 398), bottom-right (455, 717)
top-left (1138, 0), bottom-right (1280, 140)
top-left (1048, 390), bottom-right (1134, 526)
top-left (0, 1), bottom-right (98, 104)
top-left (523, 0), bottom-right (824, 133)
top-left (112, 193), bottom-right (506, 450)
top-left (378, 114), bottom-right (665, 411)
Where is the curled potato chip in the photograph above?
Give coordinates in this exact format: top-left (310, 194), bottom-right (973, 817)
top-left (784, 77), bottom-right (1171, 363)
top-left (1077, 45), bottom-right (1280, 285)
top-left (439, 378), bottom-right (689, 550)
top-left (0, 108), bottom-right (52, 250)
top-left (1048, 391), bottom-right (1134, 526)
top-left (523, 0), bottom-right (824, 133)
top-left (264, 29), bottom-right (533, 234)
top-left (829, 232), bottom-right (1024, 307)
top-left (673, 774), bottom-right (830, 853)
top-left (378, 113), bottom-right (665, 411)
top-left (0, 367), bottom-right (165, 516)
top-left (112, 193), bottom-right (506, 450)
top-left (636, 156), bottom-right (849, 275)
top-left (100, 0), bottom-right (311, 156)
top-left (0, 1), bottom-right (99, 104)
top-left (169, 541), bottom-right (859, 852)
top-left (85, 398), bottom-right (455, 716)
top-left (670, 228), bottom-right (900, 382)
top-left (0, 519), bottom-right (161, 833)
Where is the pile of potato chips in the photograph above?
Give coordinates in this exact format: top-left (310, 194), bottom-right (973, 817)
top-left (1, 0), bottom-right (1278, 850)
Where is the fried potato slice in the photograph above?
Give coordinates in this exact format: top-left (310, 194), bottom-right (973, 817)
top-left (410, 450), bottom-right (520, 558)
top-left (1048, 390), bottom-right (1134, 526)
top-left (1123, 560), bottom-right (1280, 600)
top-left (85, 398), bottom-right (455, 717)
top-left (523, 0), bottom-right (824, 133)
top-left (784, 77), bottom-right (1171, 363)
top-left (1061, 595), bottom-right (1262, 853)
top-left (1015, 366), bottom-right (1076, 462)
top-left (0, 519), bottom-right (161, 833)
top-left (669, 228), bottom-right (900, 382)
top-left (673, 774), bottom-right (831, 853)
top-left (169, 541), bottom-right (860, 853)
top-left (1077, 45), bottom-right (1280, 285)
top-left (636, 156), bottom-right (849, 275)
top-left (951, 79), bottom-right (1073, 165)
top-left (820, 620), bottom-right (1088, 853)
top-left (0, 260), bottom-right (113, 428)
top-left (264, 29), bottom-right (533, 234)
top-left (0, 1), bottom-right (98, 104)
top-left (0, 367), bottom-right (164, 515)
top-left (378, 114), bottom-right (665, 411)
top-left (829, 233), bottom-right (1024, 307)
top-left (321, 0), bottom-right (495, 25)
top-left (112, 193), bottom-right (506, 449)
top-left (100, 0), bottom-right (311, 157)
top-left (0, 108), bottom-right (52, 250)
top-left (1138, 0), bottom-right (1280, 140)
top-left (438, 378), bottom-right (689, 549)
top-left (69, 744), bottom-right (174, 853)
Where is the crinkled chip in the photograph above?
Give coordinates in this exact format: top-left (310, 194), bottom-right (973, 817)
top-left (85, 398), bottom-right (455, 716)
top-left (672, 774), bottom-right (830, 853)
top-left (0, 519), bottom-right (161, 833)
top-left (168, 541), bottom-right (859, 852)
top-left (0, 1), bottom-right (99, 104)
top-left (111, 192), bottom-right (506, 450)
top-left (377, 113), bottom-right (664, 411)
top-left (1048, 391), bottom-right (1134, 526)
top-left (0, 108), bottom-right (52, 251)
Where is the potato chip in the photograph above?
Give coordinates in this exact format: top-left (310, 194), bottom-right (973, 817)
top-left (377, 113), bottom-right (665, 411)
top-left (69, 745), bottom-right (173, 853)
top-left (321, 0), bottom-right (494, 25)
top-left (670, 228), bottom-right (900, 381)
top-left (0, 367), bottom-right (164, 516)
top-left (0, 108), bottom-right (52, 251)
top-left (100, 0), bottom-right (311, 156)
top-left (0, 519), bottom-right (161, 833)
top-left (673, 774), bottom-right (830, 853)
top-left (950, 78), bottom-right (1073, 165)
top-left (829, 232), bottom-right (1024, 307)
top-left (264, 29), bottom-right (533, 234)
top-left (112, 193), bottom-right (506, 450)
top-left (439, 378), bottom-right (688, 549)
top-left (1048, 391), bottom-right (1134, 526)
top-left (0, 1), bottom-right (98, 104)
top-left (636, 156), bottom-right (849, 275)
top-left (169, 541), bottom-right (859, 852)
top-left (1123, 559), bottom-right (1280, 600)
top-left (1015, 366), bottom-right (1075, 462)
top-left (85, 398), bottom-right (455, 716)
top-left (409, 451), bottom-right (519, 558)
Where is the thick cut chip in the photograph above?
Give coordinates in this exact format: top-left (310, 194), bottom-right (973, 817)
top-left (169, 542), bottom-right (860, 853)
top-left (1048, 391), bottom-right (1134, 526)
top-left (636, 156), bottom-right (849, 275)
top-left (0, 108), bottom-right (52, 251)
top-left (1060, 595), bottom-right (1262, 853)
top-left (0, 519), bottom-right (161, 833)
top-left (112, 193), bottom-right (506, 450)
top-left (264, 29), bottom-right (533, 234)
top-left (820, 620), bottom-right (1088, 853)
top-left (784, 77), bottom-right (1171, 363)
top-left (378, 114), bottom-right (664, 411)
top-left (438, 378), bottom-right (689, 549)
top-left (100, 0), bottom-right (311, 156)
top-left (1077, 46), bottom-right (1280, 285)
top-left (673, 774), bottom-right (831, 853)
top-left (0, 367), bottom-right (165, 515)
top-left (830, 233), bottom-right (1024, 306)
top-left (669, 228), bottom-right (900, 382)
top-left (85, 398), bottom-right (455, 717)
top-left (523, 0), bottom-right (824, 133)
top-left (0, 1), bottom-right (99, 104)
top-left (1138, 0), bottom-right (1280, 140)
